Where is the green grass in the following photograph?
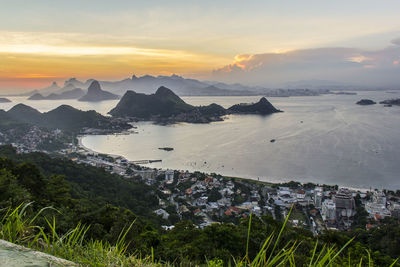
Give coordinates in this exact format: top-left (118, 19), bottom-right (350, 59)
top-left (1, 203), bottom-right (398, 266)
top-left (0, 203), bottom-right (163, 266)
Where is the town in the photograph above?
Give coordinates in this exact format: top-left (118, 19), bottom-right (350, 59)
top-left (64, 142), bottom-right (400, 234)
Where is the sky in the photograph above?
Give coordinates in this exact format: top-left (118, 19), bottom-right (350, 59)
top-left (1, 0), bottom-right (400, 92)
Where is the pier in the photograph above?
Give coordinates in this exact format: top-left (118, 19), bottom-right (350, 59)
top-left (131, 159), bottom-right (162, 164)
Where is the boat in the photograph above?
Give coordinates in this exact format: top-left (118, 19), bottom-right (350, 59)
top-left (158, 147), bottom-right (174, 151)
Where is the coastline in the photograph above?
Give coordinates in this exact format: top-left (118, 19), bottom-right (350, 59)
top-left (76, 135), bottom-right (372, 192)
top-left (77, 135), bottom-right (126, 159)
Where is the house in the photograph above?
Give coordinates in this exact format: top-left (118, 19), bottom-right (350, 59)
top-left (165, 170), bottom-right (174, 181)
top-left (154, 209), bottom-right (170, 219)
top-left (185, 188), bottom-right (193, 195)
top-left (296, 190), bottom-right (306, 199)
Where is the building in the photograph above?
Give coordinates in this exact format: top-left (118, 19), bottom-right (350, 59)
top-left (134, 169), bottom-right (155, 179)
top-left (365, 202), bottom-right (391, 219)
top-left (314, 187), bottom-right (323, 208)
top-left (334, 188), bottom-right (356, 229)
top-left (321, 199), bottom-right (336, 222)
top-left (165, 170), bottom-right (174, 181)
top-left (372, 191), bottom-right (387, 206)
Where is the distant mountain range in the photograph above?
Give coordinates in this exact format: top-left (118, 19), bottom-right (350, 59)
top-left (23, 74), bottom-right (349, 99)
top-left (109, 86), bottom-right (281, 123)
top-left (28, 88), bottom-right (85, 100)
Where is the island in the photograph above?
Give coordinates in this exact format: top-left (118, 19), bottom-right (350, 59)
top-left (356, 99), bottom-right (376, 105)
top-left (109, 86), bottom-right (282, 123)
top-left (228, 97), bottom-right (282, 114)
top-left (379, 98), bottom-right (400, 106)
top-left (78, 80), bottom-right (119, 102)
top-left (0, 97), bottom-right (11, 103)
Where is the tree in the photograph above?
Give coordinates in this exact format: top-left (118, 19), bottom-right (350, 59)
top-left (0, 169), bottom-right (31, 206)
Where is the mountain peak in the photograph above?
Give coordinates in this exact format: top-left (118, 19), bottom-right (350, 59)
top-left (87, 80), bottom-right (102, 92)
top-left (259, 97), bottom-right (269, 104)
top-left (155, 86), bottom-right (175, 96)
top-left (79, 81), bottom-right (119, 102)
top-left (9, 103), bottom-right (41, 113)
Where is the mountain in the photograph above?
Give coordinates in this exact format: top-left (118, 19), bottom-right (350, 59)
top-left (28, 88), bottom-right (85, 100)
top-left (228, 97), bottom-right (282, 115)
top-left (28, 93), bottom-right (46, 100)
top-left (43, 105), bottom-right (113, 130)
top-left (109, 87), bottom-right (282, 122)
top-left (109, 86), bottom-right (194, 118)
top-left (24, 82), bottom-right (61, 96)
top-left (63, 78), bottom-right (85, 88)
top-left (0, 97), bottom-right (11, 103)
top-left (37, 81), bottom-right (61, 95)
top-left (0, 109), bottom-right (27, 129)
top-left (7, 104), bottom-right (43, 124)
top-left (50, 75), bottom-right (261, 96)
top-left (46, 88), bottom-right (85, 100)
top-left (78, 81), bottom-right (119, 102)
top-left (7, 104), bottom-right (131, 132)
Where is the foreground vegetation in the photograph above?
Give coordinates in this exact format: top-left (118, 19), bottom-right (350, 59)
top-left (1, 204), bottom-right (398, 266)
top-left (0, 144), bottom-right (400, 266)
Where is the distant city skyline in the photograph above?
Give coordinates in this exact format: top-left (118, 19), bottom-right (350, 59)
top-left (1, 0), bottom-right (400, 92)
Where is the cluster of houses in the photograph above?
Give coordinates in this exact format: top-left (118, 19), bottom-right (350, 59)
top-left (2, 126), bottom-right (64, 153)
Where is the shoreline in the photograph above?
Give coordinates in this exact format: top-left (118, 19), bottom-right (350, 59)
top-left (77, 135), bottom-right (126, 159)
top-left (76, 135), bottom-right (372, 192)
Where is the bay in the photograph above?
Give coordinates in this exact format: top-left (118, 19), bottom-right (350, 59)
top-left (2, 91), bottom-right (400, 189)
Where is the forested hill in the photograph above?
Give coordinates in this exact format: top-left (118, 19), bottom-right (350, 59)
top-left (6, 103), bottom-right (131, 132)
top-left (0, 145), bottom-right (162, 246)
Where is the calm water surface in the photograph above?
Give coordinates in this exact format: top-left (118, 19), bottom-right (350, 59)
top-left (2, 92), bottom-right (399, 189)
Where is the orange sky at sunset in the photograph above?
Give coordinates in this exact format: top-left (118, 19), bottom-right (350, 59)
top-left (1, 1), bottom-right (400, 92)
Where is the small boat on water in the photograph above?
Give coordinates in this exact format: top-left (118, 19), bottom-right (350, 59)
top-left (158, 147), bottom-right (174, 151)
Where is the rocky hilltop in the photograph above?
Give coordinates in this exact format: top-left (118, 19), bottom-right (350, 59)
top-left (109, 86), bottom-right (281, 123)
top-left (228, 97), bottom-right (282, 114)
top-left (79, 81), bottom-right (119, 102)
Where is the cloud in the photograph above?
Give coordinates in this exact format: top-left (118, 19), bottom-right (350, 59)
top-left (212, 42), bottom-right (400, 87)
